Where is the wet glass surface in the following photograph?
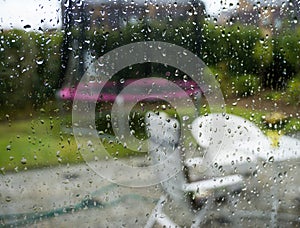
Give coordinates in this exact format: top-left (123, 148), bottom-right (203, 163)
top-left (0, 0), bottom-right (299, 227)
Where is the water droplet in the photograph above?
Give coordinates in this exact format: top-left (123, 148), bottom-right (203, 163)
top-left (100, 10), bottom-right (105, 16)
top-left (89, 76), bottom-right (96, 83)
top-left (268, 156), bottom-right (274, 163)
top-left (183, 75), bottom-right (188, 82)
top-left (5, 196), bottom-right (11, 202)
top-left (259, 38), bottom-right (264, 44)
top-left (293, 17), bottom-right (298, 24)
top-left (35, 58), bottom-right (44, 65)
top-left (21, 157), bottom-right (27, 165)
top-left (87, 140), bottom-right (93, 147)
top-left (182, 116), bottom-right (189, 121)
top-left (23, 24), bottom-right (31, 29)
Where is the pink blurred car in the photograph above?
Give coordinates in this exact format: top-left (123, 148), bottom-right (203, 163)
top-left (57, 78), bottom-right (202, 104)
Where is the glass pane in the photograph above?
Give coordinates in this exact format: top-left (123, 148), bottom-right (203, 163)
top-left (1, 0), bottom-right (299, 227)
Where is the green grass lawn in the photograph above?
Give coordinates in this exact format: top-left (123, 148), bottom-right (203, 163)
top-left (0, 116), bottom-right (80, 173)
top-left (0, 104), bottom-right (299, 173)
top-left (0, 115), bottom-right (141, 173)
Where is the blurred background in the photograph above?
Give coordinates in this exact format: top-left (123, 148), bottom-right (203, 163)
top-left (0, 1), bottom-right (299, 226)
top-left (0, 0), bottom-right (299, 170)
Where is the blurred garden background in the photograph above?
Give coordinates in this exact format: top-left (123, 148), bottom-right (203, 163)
top-left (0, 0), bottom-right (299, 172)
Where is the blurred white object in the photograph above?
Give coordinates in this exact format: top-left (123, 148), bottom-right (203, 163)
top-left (145, 112), bottom-right (299, 227)
top-left (145, 112), bottom-right (245, 227)
top-left (191, 113), bottom-right (300, 168)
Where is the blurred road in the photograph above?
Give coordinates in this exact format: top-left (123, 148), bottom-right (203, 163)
top-left (0, 153), bottom-right (299, 227)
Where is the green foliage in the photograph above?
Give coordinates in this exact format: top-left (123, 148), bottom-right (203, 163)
top-left (211, 67), bottom-right (261, 98)
top-left (1, 22), bottom-right (300, 113)
top-left (201, 23), bottom-right (261, 74)
top-left (278, 27), bottom-right (300, 73)
top-left (253, 39), bottom-right (273, 68)
top-left (209, 66), bottom-right (232, 98)
top-left (285, 76), bottom-right (300, 105)
top-left (0, 30), bottom-right (63, 111)
top-left (78, 21), bottom-right (300, 92)
top-left (232, 74), bottom-right (261, 96)
top-left (263, 75), bottom-right (300, 105)
top-left (264, 91), bottom-right (283, 101)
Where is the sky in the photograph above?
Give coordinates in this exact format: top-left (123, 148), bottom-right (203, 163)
top-left (0, 0), bottom-right (239, 31)
top-left (0, 0), bottom-right (62, 31)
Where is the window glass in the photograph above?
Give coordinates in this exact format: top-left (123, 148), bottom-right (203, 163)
top-left (0, 0), bottom-right (299, 227)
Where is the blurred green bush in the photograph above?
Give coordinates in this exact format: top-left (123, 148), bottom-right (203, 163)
top-left (285, 76), bottom-right (300, 105)
top-left (232, 74), bottom-right (261, 97)
top-left (0, 30), bottom-right (62, 112)
top-left (1, 21), bottom-right (300, 113)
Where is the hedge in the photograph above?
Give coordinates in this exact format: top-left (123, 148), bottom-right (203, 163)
top-left (0, 30), bottom-right (63, 111)
top-left (0, 21), bottom-right (299, 112)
